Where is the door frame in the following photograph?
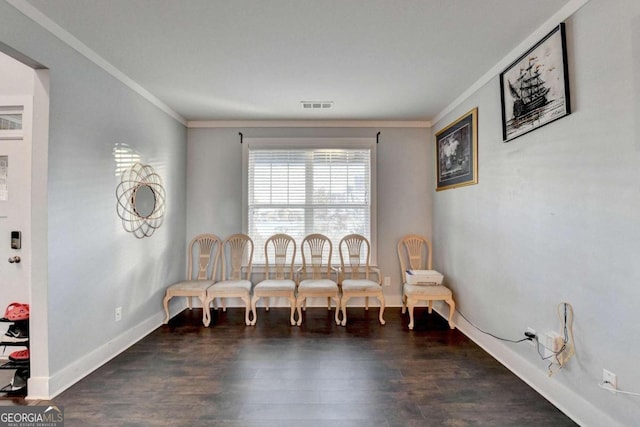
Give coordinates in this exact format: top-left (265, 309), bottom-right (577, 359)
top-left (0, 47), bottom-right (50, 399)
top-left (28, 69), bottom-right (50, 399)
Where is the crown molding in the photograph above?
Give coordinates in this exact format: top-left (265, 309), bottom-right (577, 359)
top-left (188, 120), bottom-right (431, 128)
top-left (432, 0), bottom-right (591, 127)
top-left (6, 0), bottom-right (187, 126)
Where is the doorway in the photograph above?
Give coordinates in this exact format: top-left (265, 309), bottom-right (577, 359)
top-left (0, 49), bottom-right (50, 399)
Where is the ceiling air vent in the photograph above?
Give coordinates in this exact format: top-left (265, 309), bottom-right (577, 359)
top-left (301, 101), bottom-right (333, 109)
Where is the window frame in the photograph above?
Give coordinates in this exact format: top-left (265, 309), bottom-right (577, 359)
top-left (242, 137), bottom-right (377, 265)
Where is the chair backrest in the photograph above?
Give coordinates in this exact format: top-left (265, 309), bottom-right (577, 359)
top-left (338, 234), bottom-right (372, 281)
top-left (397, 235), bottom-right (432, 283)
top-left (264, 233), bottom-right (296, 280)
top-left (300, 234), bottom-right (333, 280)
top-left (187, 234), bottom-right (222, 280)
top-left (221, 233), bottom-right (254, 281)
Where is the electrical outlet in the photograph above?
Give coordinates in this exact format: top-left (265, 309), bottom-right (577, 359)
top-left (115, 306), bottom-right (122, 322)
top-left (526, 327), bottom-right (537, 346)
top-left (383, 276), bottom-right (391, 287)
top-left (602, 369), bottom-right (617, 393)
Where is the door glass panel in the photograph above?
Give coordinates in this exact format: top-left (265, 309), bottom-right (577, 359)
top-left (0, 114), bottom-right (22, 130)
top-left (0, 107), bottom-right (24, 139)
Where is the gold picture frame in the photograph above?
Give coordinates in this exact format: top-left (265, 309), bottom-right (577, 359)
top-left (435, 107), bottom-right (478, 191)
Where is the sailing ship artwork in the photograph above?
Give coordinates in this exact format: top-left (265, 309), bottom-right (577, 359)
top-left (500, 23), bottom-right (571, 142)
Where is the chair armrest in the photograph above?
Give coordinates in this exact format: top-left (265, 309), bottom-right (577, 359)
top-left (330, 265), bottom-right (339, 282)
top-left (370, 266), bottom-right (382, 285)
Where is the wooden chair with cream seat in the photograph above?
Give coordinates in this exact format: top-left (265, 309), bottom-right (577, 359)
top-left (397, 234), bottom-right (455, 330)
top-left (250, 233), bottom-right (297, 326)
top-left (203, 233), bottom-right (254, 326)
top-left (338, 234), bottom-right (385, 326)
top-left (295, 233), bottom-right (341, 326)
top-left (162, 234), bottom-right (222, 326)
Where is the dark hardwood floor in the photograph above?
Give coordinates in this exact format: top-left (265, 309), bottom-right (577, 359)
top-left (3, 307), bottom-right (576, 426)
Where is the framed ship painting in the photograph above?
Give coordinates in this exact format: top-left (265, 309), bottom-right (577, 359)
top-left (500, 23), bottom-right (571, 142)
top-left (435, 107), bottom-right (478, 191)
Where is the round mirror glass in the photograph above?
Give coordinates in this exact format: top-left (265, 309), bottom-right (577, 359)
top-left (132, 184), bottom-right (156, 218)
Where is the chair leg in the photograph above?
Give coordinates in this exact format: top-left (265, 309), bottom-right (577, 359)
top-left (333, 296), bottom-right (341, 325)
top-left (377, 295), bottom-right (386, 325)
top-left (203, 296), bottom-right (212, 327)
top-left (365, 296), bottom-right (369, 310)
top-left (327, 296), bottom-right (331, 310)
top-left (250, 295), bottom-right (259, 326)
top-left (288, 296), bottom-right (296, 326)
top-left (296, 296), bottom-right (304, 326)
top-left (265, 298), bottom-right (270, 311)
top-left (242, 295), bottom-right (252, 326)
top-left (428, 300), bottom-right (433, 314)
top-left (162, 294), bottom-right (171, 324)
top-left (199, 295), bottom-right (208, 326)
top-left (446, 298), bottom-right (456, 329)
top-left (401, 293), bottom-right (407, 314)
top-left (187, 296), bottom-right (192, 310)
top-left (407, 298), bottom-right (416, 330)
top-left (340, 295), bottom-right (350, 326)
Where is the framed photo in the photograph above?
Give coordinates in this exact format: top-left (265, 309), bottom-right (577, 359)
top-left (500, 23), bottom-right (571, 142)
top-left (435, 107), bottom-right (478, 191)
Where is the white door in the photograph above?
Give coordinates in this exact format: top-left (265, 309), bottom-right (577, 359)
top-left (0, 97), bottom-right (32, 326)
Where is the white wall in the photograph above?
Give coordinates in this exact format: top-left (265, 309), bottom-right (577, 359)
top-left (0, 2), bottom-right (188, 397)
top-left (0, 52), bottom-right (33, 95)
top-left (432, 0), bottom-right (640, 425)
top-left (186, 127), bottom-right (432, 306)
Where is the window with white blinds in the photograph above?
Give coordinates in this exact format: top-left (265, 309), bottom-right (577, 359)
top-left (244, 138), bottom-right (376, 264)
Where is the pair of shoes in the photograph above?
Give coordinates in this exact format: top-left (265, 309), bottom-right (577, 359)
top-left (0, 302), bottom-right (29, 322)
top-left (9, 349), bottom-right (29, 362)
top-left (8, 369), bottom-right (27, 391)
top-left (2, 323), bottom-right (29, 343)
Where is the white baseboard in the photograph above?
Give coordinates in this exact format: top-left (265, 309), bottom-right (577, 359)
top-left (28, 302), bottom-right (187, 400)
top-left (26, 376), bottom-right (50, 400)
top-left (431, 301), bottom-right (618, 427)
top-left (47, 313), bottom-right (163, 399)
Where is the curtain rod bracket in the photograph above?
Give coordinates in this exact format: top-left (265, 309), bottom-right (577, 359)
top-left (239, 132), bottom-right (243, 144)
top-left (376, 131), bottom-right (381, 144)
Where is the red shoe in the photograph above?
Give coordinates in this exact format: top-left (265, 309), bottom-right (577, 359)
top-left (9, 349), bottom-right (29, 362)
top-left (1, 302), bottom-right (29, 321)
